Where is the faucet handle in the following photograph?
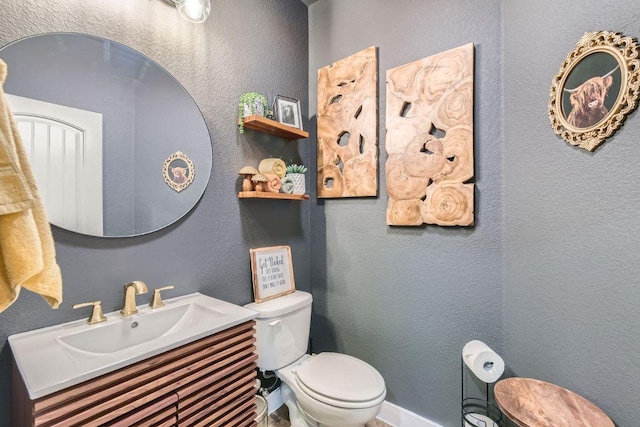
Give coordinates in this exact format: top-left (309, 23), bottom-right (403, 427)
top-left (150, 286), bottom-right (175, 309)
top-left (73, 301), bottom-right (107, 325)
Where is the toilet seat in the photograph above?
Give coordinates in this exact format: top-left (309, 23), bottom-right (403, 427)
top-left (294, 353), bottom-right (386, 409)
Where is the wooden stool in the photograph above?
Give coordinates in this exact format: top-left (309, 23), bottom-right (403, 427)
top-left (494, 378), bottom-right (613, 427)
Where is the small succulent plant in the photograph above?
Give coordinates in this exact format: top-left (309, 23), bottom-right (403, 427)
top-left (286, 163), bottom-right (308, 174)
top-left (238, 92), bottom-right (268, 134)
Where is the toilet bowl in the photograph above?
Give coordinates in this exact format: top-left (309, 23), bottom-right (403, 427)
top-left (279, 353), bottom-right (386, 427)
top-left (244, 291), bottom-right (386, 427)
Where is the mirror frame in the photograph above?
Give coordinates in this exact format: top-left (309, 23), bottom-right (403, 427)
top-left (549, 31), bottom-right (640, 152)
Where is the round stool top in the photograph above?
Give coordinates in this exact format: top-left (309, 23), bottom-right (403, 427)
top-left (494, 378), bottom-right (613, 427)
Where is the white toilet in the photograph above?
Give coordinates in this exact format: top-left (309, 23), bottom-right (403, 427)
top-left (245, 291), bottom-right (386, 427)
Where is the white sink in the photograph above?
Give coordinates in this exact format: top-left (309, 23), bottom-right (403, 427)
top-left (58, 302), bottom-right (225, 355)
top-left (9, 293), bottom-right (258, 399)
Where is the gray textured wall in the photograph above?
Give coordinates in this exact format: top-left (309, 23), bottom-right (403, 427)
top-left (308, 1), bottom-right (504, 425)
top-left (0, 0), bottom-right (309, 424)
top-left (310, 1), bottom-right (640, 426)
top-left (503, 1), bottom-right (640, 426)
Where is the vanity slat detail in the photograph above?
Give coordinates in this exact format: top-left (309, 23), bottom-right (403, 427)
top-left (231, 413), bottom-right (258, 427)
top-left (37, 332), bottom-right (255, 425)
top-left (13, 320), bottom-right (257, 427)
top-left (176, 359), bottom-right (257, 426)
top-left (177, 364), bottom-right (255, 415)
top-left (109, 393), bottom-right (178, 426)
top-left (186, 393), bottom-right (256, 427)
top-left (129, 400), bottom-right (177, 426)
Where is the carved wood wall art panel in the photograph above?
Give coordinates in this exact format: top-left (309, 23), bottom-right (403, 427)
top-left (317, 46), bottom-right (378, 198)
top-left (385, 43), bottom-right (474, 226)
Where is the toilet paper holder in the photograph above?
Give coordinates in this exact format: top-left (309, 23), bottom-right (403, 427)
top-left (461, 396), bottom-right (502, 427)
top-left (460, 357), bottom-right (503, 427)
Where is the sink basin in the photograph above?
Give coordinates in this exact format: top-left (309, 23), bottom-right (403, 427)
top-left (9, 293), bottom-right (258, 399)
top-left (58, 303), bottom-right (225, 355)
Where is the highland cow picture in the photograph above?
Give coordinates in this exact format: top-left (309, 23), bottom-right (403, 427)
top-left (561, 51), bottom-right (621, 129)
top-left (162, 151), bottom-right (195, 193)
top-left (549, 31), bottom-right (640, 152)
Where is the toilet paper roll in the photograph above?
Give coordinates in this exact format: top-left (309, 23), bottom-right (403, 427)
top-left (462, 340), bottom-right (505, 384)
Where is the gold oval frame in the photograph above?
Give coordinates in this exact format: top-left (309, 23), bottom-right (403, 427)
top-left (549, 31), bottom-right (640, 152)
top-left (163, 151), bottom-right (195, 193)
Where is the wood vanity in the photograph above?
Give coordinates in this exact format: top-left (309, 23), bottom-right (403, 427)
top-left (12, 320), bottom-right (258, 427)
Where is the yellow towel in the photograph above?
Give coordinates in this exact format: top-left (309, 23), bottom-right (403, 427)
top-left (0, 59), bottom-right (62, 312)
top-left (258, 158), bottom-right (287, 178)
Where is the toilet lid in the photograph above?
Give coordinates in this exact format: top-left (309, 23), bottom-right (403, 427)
top-left (295, 353), bottom-right (385, 406)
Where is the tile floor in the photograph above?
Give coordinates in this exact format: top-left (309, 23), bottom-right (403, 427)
top-left (267, 405), bottom-right (393, 427)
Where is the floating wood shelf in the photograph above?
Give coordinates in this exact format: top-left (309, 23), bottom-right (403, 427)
top-left (242, 115), bottom-right (309, 140)
top-left (238, 191), bottom-right (310, 200)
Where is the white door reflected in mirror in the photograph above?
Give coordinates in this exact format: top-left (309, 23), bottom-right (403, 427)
top-left (7, 94), bottom-right (103, 236)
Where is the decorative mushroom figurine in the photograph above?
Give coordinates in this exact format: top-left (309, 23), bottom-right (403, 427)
top-left (251, 174), bottom-right (269, 192)
top-left (239, 166), bottom-right (259, 191)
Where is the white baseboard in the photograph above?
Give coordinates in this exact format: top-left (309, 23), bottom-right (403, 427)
top-left (265, 390), bottom-right (442, 427)
top-left (377, 401), bottom-right (444, 427)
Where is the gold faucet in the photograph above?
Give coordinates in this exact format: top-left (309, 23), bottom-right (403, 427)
top-left (73, 300), bottom-right (107, 325)
top-left (120, 281), bottom-right (148, 316)
top-left (150, 286), bottom-right (175, 309)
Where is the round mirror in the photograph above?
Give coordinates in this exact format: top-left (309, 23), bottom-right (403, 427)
top-left (0, 33), bottom-right (212, 237)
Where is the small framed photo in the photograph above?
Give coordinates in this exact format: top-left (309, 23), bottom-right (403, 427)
top-left (250, 245), bottom-right (296, 303)
top-left (273, 95), bottom-right (303, 130)
top-left (163, 151), bottom-right (195, 192)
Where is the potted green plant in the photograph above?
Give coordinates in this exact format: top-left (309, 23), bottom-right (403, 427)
top-left (238, 92), bottom-right (268, 134)
top-left (285, 163), bottom-right (308, 195)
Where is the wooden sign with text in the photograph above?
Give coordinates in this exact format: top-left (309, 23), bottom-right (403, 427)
top-left (250, 245), bottom-right (296, 303)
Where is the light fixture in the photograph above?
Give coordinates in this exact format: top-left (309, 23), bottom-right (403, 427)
top-left (171, 0), bottom-right (210, 23)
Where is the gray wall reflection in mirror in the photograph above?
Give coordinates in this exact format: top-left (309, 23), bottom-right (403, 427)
top-left (0, 33), bottom-right (212, 237)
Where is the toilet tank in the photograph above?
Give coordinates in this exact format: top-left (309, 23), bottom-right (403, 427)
top-left (244, 291), bottom-right (312, 371)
